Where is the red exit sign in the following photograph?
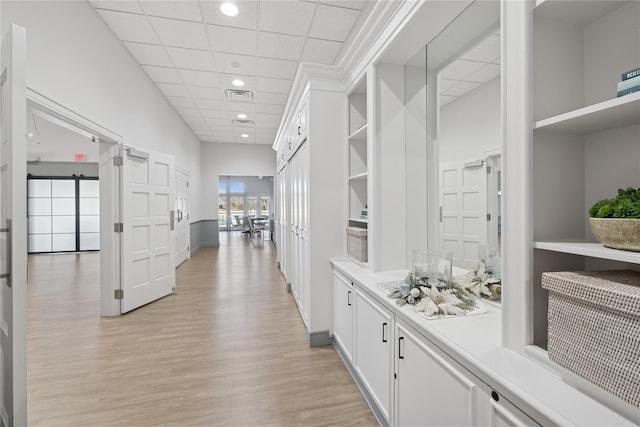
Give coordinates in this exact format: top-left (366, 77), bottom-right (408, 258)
top-left (75, 153), bottom-right (86, 161)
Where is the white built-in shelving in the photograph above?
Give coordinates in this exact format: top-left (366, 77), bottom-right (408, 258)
top-left (347, 75), bottom-right (369, 262)
top-left (534, 92), bottom-right (640, 134)
top-left (531, 0), bottom-right (640, 384)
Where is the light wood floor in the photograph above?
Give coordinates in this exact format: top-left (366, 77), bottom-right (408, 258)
top-left (27, 232), bottom-right (377, 426)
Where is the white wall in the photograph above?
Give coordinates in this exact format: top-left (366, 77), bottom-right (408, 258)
top-left (2, 0), bottom-right (203, 220)
top-left (201, 142), bottom-right (276, 219)
top-left (439, 77), bottom-right (501, 163)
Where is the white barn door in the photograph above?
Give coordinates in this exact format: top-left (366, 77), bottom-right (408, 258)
top-left (0, 24), bottom-right (28, 427)
top-left (174, 167), bottom-right (189, 267)
top-left (121, 148), bottom-right (175, 313)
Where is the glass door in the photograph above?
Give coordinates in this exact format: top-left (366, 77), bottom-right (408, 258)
top-left (27, 176), bottom-right (100, 253)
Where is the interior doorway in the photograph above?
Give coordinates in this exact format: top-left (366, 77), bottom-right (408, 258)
top-left (26, 88), bottom-right (122, 317)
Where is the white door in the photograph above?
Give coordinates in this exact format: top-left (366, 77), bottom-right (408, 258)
top-left (0, 24), bottom-right (28, 427)
top-left (174, 167), bottom-right (189, 267)
top-left (121, 148), bottom-right (175, 313)
top-left (440, 161), bottom-right (486, 269)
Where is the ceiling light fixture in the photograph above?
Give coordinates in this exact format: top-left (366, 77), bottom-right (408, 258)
top-left (237, 113), bottom-right (247, 119)
top-left (220, 2), bottom-right (239, 17)
top-left (232, 79), bottom-right (245, 87)
top-left (241, 134), bottom-right (249, 138)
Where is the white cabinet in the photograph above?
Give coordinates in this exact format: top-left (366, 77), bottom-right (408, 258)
top-left (354, 289), bottom-right (394, 423)
top-left (395, 321), bottom-right (481, 427)
top-left (289, 143), bottom-right (310, 327)
top-left (332, 269), bottom-right (354, 361)
top-left (273, 76), bottom-right (346, 344)
top-left (489, 396), bottom-right (540, 427)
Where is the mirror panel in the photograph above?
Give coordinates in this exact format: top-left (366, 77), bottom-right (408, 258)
top-left (425, 1), bottom-right (502, 291)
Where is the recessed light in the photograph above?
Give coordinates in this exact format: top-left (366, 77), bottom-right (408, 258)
top-left (241, 134), bottom-right (249, 138)
top-left (237, 113), bottom-right (247, 119)
top-left (220, 2), bottom-right (238, 17)
top-left (232, 79), bottom-right (245, 87)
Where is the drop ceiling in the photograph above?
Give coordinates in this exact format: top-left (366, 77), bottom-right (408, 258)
top-left (91, 0), bottom-right (371, 145)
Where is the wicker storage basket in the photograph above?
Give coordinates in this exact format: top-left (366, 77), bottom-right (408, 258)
top-left (346, 227), bottom-right (367, 262)
top-left (541, 270), bottom-right (640, 407)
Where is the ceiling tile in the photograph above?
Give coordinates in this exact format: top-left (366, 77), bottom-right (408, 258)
top-left (205, 118), bottom-right (231, 127)
top-left (439, 79), bottom-right (458, 92)
top-left (301, 38), bottom-right (342, 65)
top-left (156, 83), bottom-right (191, 97)
top-left (188, 86), bottom-right (224, 100)
top-left (309, 4), bottom-right (359, 42)
top-left (255, 103), bottom-right (284, 114)
top-left (466, 64), bottom-right (500, 84)
top-left (123, 42), bottom-right (172, 67)
top-left (184, 116), bottom-right (207, 125)
top-left (226, 102), bottom-right (256, 113)
top-left (176, 107), bottom-right (202, 118)
top-left (190, 123), bottom-right (212, 132)
top-left (149, 16), bottom-right (209, 50)
top-left (255, 112), bottom-right (280, 122)
top-left (440, 59), bottom-right (486, 81)
top-left (318, 0), bottom-right (367, 10)
top-left (200, 137), bottom-right (218, 142)
top-left (167, 96), bottom-right (196, 108)
top-left (201, 1), bottom-right (258, 30)
top-left (166, 47), bottom-right (216, 72)
top-left (442, 81), bottom-right (482, 97)
top-left (254, 92), bottom-right (288, 105)
top-left (257, 57), bottom-right (298, 80)
top-left (91, 1), bottom-right (144, 14)
top-left (207, 25), bottom-right (257, 56)
top-left (259, 1), bottom-right (316, 36)
top-left (178, 69), bottom-right (220, 87)
top-left (200, 109), bottom-right (228, 119)
top-left (256, 77), bottom-right (292, 94)
top-left (255, 118), bottom-right (280, 128)
top-left (257, 32), bottom-right (305, 61)
top-left (461, 34), bottom-right (500, 63)
top-left (194, 99), bottom-right (227, 110)
top-left (213, 53), bottom-right (257, 76)
top-left (142, 65), bottom-right (182, 84)
top-left (97, 9), bottom-right (160, 44)
top-left (140, 1), bottom-right (203, 22)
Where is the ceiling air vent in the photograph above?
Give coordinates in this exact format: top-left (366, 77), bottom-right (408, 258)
top-left (232, 119), bottom-right (255, 126)
top-left (224, 89), bottom-right (254, 102)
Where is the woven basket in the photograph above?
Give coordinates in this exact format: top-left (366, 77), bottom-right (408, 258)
top-left (541, 270), bottom-right (640, 407)
top-left (590, 218), bottom-right (640, 252)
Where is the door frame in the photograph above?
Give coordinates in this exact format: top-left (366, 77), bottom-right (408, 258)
top-left (26, 88), bottom-right (123, 316)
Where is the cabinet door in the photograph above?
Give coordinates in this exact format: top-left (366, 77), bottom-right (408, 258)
top-left (489, 394), bottom-right (540, 427)
top-left (395, 322), bottom-right (479, 427)
top-left (332, 270), bottom-right (354, 361)
top-left (355, 290), bottom-right (393, 423)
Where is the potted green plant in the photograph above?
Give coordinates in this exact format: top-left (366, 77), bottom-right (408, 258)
top-left (589, 187), bottom-right (640, 252)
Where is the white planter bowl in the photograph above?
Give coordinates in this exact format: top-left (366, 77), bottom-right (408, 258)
top-left (590, 218), bottom-right (640, 252)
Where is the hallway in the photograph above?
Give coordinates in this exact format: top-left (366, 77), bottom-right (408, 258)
top-left (27, 233), bottom-right (376, 426)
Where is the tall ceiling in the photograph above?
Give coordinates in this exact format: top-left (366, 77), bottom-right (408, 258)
top-left (90, 0), bottom-right (372, 145)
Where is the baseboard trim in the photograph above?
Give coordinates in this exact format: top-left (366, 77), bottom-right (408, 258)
top-left (190, 242), bottom-right (220, 256)
top-left (334, 340), bottom-right (389, 427)
top-left (308, 330), bottom-right (331, 347)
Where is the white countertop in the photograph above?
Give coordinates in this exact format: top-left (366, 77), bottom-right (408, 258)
top-left (330, 258), bottom-right (638, 427)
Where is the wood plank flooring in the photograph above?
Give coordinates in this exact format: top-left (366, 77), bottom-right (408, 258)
top-left (27, 233), bottom-right (377, 426)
